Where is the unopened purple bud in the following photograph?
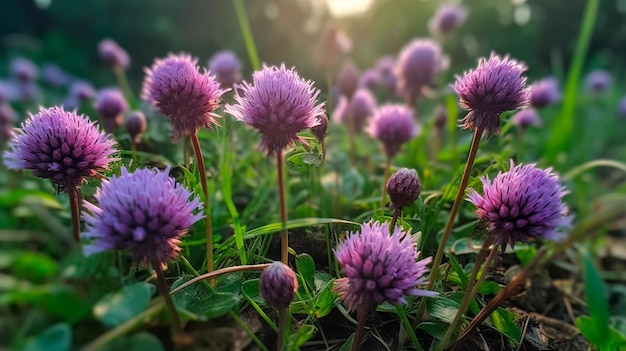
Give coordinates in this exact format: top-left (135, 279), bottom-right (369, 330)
top-left (70, 81), bottom-right (96, 101)
top-left (428, 4), bottom-right (468, 38)
top-left (337, 61), bottom-right (360, 99)
top-left (512, 108), bottom-right (541, 129)
top-left (311, 114), bottom-right (328, 143)
top-left (529, 77), bottom-right (561, 108)
top-left (434, 104), bottom-right (447, 131)
top-left (94, 88), bottom-right (129, 133)
top-left (585, 70), bottom-right (612, 95)
top-left (260, 262), bottom-right (298, 309)
top-left (10, 58), bottom-right (38, 83)
top-left (125, 111), bottom-right (147, 143)
top-left (98, 39), bottom-right (130, 70)
top-left (208, 50), bottom-right (242, 89)
top-left (386, 168), bottom-right (421, 210)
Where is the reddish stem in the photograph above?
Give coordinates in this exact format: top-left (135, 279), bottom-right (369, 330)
top-left (277, 149), bottom-right (288, 264)
top-left (190, 133), bottom-right (213, 274)
top-left (68, 187), bottom-right (81, 242)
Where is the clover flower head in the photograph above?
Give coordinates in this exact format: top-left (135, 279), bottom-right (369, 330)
top-left (98, 38), bottom-right (130, 69)
top-left (512, 108), bottom-right (541, 129)
top-left (259, 262), bottom-right (298, 309)
top-left (208, 50), bottom-right (242, 89)
top-left (467, 160), bottom-right (572, 249)
top-left (125, 111), bottom-right (147, 143)
top-left (3, 106), bottom-right (117, 192)
top-left (94, 88), bottom-right (129, 133)
top-left (368, 104), bottom-right (419, 158)
top-left (225, 64), bottom-right (324, 155)
top-left (585, 69), bottom-right (612, 95)
top-left (529, 77), bottom-right (561, 108)
top-left (334, 220), bottom-right (437, 315)
top-left (452, 53), bottom-right (529, 135)
top-left (10, 57), bottom-right (38, 83)
top-left (70, 80), bottom-right (96, 101)
top-left (142, 53), bottom-right (227, 141)
top-left (386, 168), bottom-right (421, 210)
top-left (428, 4), bottom-right (468, 38)
top-left (82, 166), bottom-right (204, 266)
top-left (395, 39), bottom-right (442, 102)
top-left (333, 88), bottom-right (377, 133)
top-left (337, 61), bottom-right (360, 99)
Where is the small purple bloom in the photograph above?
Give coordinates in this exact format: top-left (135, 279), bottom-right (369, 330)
top-left (358, 68), bottom-right (381, 90)
top-left (98, 38), bottom-right (130, 70)
top-left (10, 57), bottom-right (38, 83)
top-left (310, 114), bottom-right (328, 143)
top-left (42, 63), bottom-right (72, 87)
top-left (125, 111), bottom-right (148, 143)
top-left (434, 104), bottom-right (447, 131)
top-left (259, 262), bottom-right (298, 309)
top-left (142, 53), bottom-right (226, 141)
top-left (395, 39), bottom-right (442, 104)
top-left (386, 168), bottom-right (421, 210)
top-left (376, 56), bottom-right (398, 94)
top-left (333, 88), bottom-right (377, 133)
top-left (94, 88), bottom-right (129, 133)
top-left (82, 167), bottom-right (204, 266)
top-left (225, 64), bottom-right (324, 155)
top-left (585, 69), bottom-right (612, 95)
top-left (467, 160), bottom-right (572, 249)
top-left (368, 104), bottom-right (419, 158)
top-left (334, 220), bottom-right (437, 316)
top-left (529, 77), bottom-right (561, 108)
top-left (512, 108), bottom-right (541, 129)
top-left (208, 50), bottom-right (242, 89)
top-left (3, 106), bottom-right (117, 193)
top-left (452, 53), bottom-right (530, 135)
top-left (70, 80), bottom-right (96, 101)
top-left (428, 3), bottom-right (468, 38)
top-left (337, 61), bottom-right (360, 99)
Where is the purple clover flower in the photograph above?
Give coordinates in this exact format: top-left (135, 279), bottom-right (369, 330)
top-left (225, 64), bottom-right (324, 155)
top-left (208, 50), bottom-right (242, 89)
top-left (259, 262), bottom-right (298, 309)
top-left (358, 68), bottom-right (381, 90)
top-left (142, 53), bottom-right (226, 141)
top-left (512, 108), bottom-right (541, 129)
top-left (386, 168), bottom-right (421, 210)
top-left (395, 39), bottom-right (442, 103)
top-left (333, 88), bottom-right (377, 133)
top-left (3, 106), bottom-right (117, 193)
top-left (428, 4), bottom-right (468, 38)
top-left (82, 166), bottom-right (204, 266)
top-left (376, 56), bottom-right (398, 94)
top-left (585, 69), bottom-right (612, 95)
top-left (368, 104), bottom-right (419, 158)
top-left (10, 57), bottom-right (38, 83)
top-left (94, 88), bottom-right (129, 133)
top-left (98, 38), bottom-right (130, 70)
top-left (452, 53), bottom-right (530, 135)
top-left (529, 77), bottom-right (561, 109)
top-left (467, 160), bottom-right (572, 249)
top-left (125, 111), bottom-right (147, 143)
top-left (334, 220), bottom-right (436, 315)
top-left (310, 114), bottom-right (328, 143)
top-left (70, 80), bottom-right (96, 101)
top-left (337, 61), bottom-right (360, 99)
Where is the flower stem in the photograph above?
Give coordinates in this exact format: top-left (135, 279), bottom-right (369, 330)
top-left (190, 133), bottom-right (213, 275)
top-left (347, 110), bottom-right (357, 165)
top-left (389, 208), bottom-right (402, 231)
top-left (68, 187), bottom-right (81, 242)
top-left (351, 310), bottom-right (369, 351)
top-left (277, 307), bottom-right (287, 351)
top-left (113, 66), bottom-right (136, 109)
top-left (151, 258), bottom-right (182, 335)
top-left (130, 141), bottom-right (137, 163)
top-left (277, 149), bottom-right (289, 264)
top-left (414, 125), bottom-right (485, 323)
top-left (381, 156), bottom-right (391, 211)
top-left (170, 263), bottom-right (269, 295)
top-left (438, 235), bottom-right (496, 350)
top-left (184, 136), bottom-right (191, 170)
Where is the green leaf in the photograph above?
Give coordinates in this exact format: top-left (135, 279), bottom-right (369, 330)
top-left (582, 248), bottom-right (610, 346)
top-left (314, 280), bottom-right (338, 318)
top-left (241, 278), bottom-right (264, 304)
top-left (288, 324), bottom-right (317, 350)
top-left (0, 189), bottom-right (63, 210)
top-left (296, 253), bottom-right (315, 292)
top-left (171, 276), bottom-right (240, 320)
top-left (427, 296), bottom-right (461, 324)
top-left (23, 323), bottom-right (71, 351)
top-left (243, 218), bottom-right (358, 240)
top-left (445, 253), bottom-right (467, 288)
top-left (12, 252), bottom-right (58, 283)
top-left (98, 332), bottom-right (165, 351)
top-left (93, 282), bottom-right (155, 328)
top-left (417, 321), bottom-right (449, 340)
top-left (489, 307), bottom-right (521, 344)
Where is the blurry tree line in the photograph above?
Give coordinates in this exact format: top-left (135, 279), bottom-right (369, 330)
top-left (0, 0), bottom-right (624, 89)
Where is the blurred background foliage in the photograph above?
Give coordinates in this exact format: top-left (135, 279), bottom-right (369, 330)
top-left (1, 0), bottom-right (625, 90)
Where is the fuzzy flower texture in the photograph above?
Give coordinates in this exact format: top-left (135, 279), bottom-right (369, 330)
top-left (334, 221), bottom-right (437, 316)
top-left (259, 262), bottom-right (298, 310)
top-left (453, 53), bottom-right (529, 135)
top-left (226, 64), bottom-right (324, 156)
top-left (467, 160), bottom-right (572, 249)
top-left (82, 167), bottom-right (204, 266)
top-left (142, 53), bottom-right (226, 141)
top-left (3, 107), bottom-right (116, 192)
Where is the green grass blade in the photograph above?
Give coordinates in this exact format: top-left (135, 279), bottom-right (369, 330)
top-left (233, 0), bottom-right (260, 71)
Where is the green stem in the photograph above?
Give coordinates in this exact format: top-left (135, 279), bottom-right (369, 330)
top-left (228, 310), bottom-right (270, 351)
top-left (381, 156), bottom-right (391, 212)
top-left (113, 66), bottom-right (136, 109)
top-left (151, 259), bottom-right (182, 334)
top-left (68, 187), bottom-right (81, 242)
top-left (190, 133), bottom-right (213, 276)
top-left (277, 308), bottom-right (287, 351)
top-left (389, 208), bottom-right (401, 231)
top-left (396, 305), bottom-right (424, 351)
top-left (233, 0), bottom-right (260, 71)
top-left (415, 125), bottom-right (484, 324)
top-left (277, 149), bottom-right (289, 264)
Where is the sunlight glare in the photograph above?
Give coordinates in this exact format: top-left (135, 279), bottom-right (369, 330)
top-left (326, 0), bottom-right (375, 18)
